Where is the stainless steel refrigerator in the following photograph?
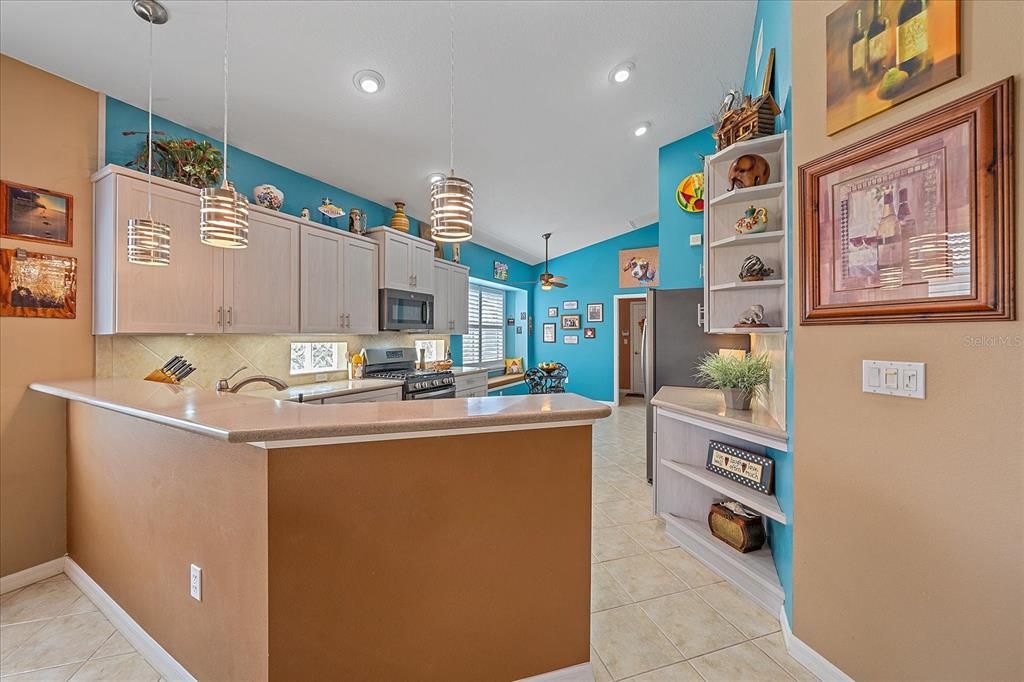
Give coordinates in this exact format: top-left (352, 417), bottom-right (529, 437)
top-left (642, 288), bottom-right (749, 481)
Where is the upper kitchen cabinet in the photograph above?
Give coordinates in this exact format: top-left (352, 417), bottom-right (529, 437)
top-left (368, 226), bottom-right (435, 294)
top-left (432, 259), bottom-right (470, 334)
top-left (93, 168), bottom-right (224, 334)
top-left (299, 225), bottom-right (378, 334)
top-left (223, 210), bottom-right (300, 334)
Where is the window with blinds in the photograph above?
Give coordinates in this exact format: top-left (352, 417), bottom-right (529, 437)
top-left (465, 284), bottom-right (505, 367)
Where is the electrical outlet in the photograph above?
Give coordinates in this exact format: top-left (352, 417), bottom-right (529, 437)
top-left (689, 233), bottom-right (702, 246)
top-left (190, 564), bottom-right (202, 601)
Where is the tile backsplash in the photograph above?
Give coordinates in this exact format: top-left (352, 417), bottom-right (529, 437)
top-left (95, 333), bottom-right (450, 391)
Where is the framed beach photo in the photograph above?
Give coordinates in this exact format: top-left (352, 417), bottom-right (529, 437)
top-left (1, 180), bottom-right (74, 246)
top-left (800, 79), bottom-right (1014, 324)
top-left (586, 303), bottom-right (604, 323)
top-left (560, 314), bottom-right (581, 330)
top-left (542, 323), bottom-right (556, 343)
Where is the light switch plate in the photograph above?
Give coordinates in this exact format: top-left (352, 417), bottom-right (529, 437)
top-left (862, 360), bottom-right (925, 399)
top-left (689, 234), bottom-right (702, 246)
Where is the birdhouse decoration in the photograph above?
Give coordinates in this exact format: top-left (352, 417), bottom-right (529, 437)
top-left (713, 48), bottom-right (781, 151)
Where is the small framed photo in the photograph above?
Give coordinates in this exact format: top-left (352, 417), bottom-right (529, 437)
top-left (493, 260), bottom-right (509, 281)
top-left (1, 180), bottom-right (74, 246)
top-left (542, 322), bottom-right (556, 343)
top-left (547, 307), bottom-right (558, 317)
top-left (705, 440), bottom-right (774, 494)
top-left (516, 326), bottom-right (523, 335)
top-left (584, 327), bottom-right (596, 339)
top-left (586, 303), bottom-right (604, 323)
top-left (520, 311), bottom-right (527, 320)
top-left (507, 317), bottom-right (515, 326)
top-left (564, 335), bottom-right (579, 345)
top-left (563, 300), bottom-right (578, 310)
top-left (560, 314), bottom-right (581, 330)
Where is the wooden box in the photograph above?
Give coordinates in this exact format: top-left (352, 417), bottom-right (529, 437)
top-left (708, 503), bottom-right (765, 553)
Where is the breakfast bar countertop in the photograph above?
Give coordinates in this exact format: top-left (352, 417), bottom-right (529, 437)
top-left (30, 378), bottom-right (610, 444)
top-left (243, 377), bottom-right (404, 402)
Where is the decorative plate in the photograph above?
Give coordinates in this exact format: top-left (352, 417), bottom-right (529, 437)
top-left (676, 172), bottom-right (705, 213)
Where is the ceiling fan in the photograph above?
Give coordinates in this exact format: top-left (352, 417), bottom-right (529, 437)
top-left (511, 233), bottom-right (567, 290)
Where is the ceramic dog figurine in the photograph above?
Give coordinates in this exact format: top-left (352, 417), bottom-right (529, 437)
top-left (727, 154), bottom-right (771, 189)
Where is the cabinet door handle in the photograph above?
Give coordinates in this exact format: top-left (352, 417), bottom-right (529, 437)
top-left (226, 307), bottom-right (233, 326)
top-left (345, 313), bottom-right (351, 328)
top-left (217, 306), bottom-right (223, 327)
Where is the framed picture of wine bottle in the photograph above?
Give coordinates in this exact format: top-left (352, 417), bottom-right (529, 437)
top-left (825, 0), bottom-right (960, 135)
top-left (800, 78), bottom-right (1014, 325)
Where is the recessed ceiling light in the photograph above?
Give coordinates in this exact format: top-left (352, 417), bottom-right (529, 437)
top-left (353, 70), bottom-right (384, 94)
top-left (633, 121), bottom-right (651, 137)
top-left (428, 172), bottom-right (446, 185)
top-left (609, 61), bottom-right (634, 84)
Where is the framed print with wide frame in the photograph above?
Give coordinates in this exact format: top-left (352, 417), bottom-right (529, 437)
top-left (1, 180), bottom-right (74, 246)
top-left (560, 314), bottom-right (581, 330)
top-left (800, 78), bottom-right (1014, 324)
top-left (586, 303), bottom-right (604, 323)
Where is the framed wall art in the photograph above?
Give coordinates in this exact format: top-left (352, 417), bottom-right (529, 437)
top-left (493, 260), bottom-right (509, 281)
top-left (619, 247), bottom-right (660, 287)
top-left (586, 303), bottom-right (604, 323)
top-left (706, 440), bottom-right (774, 495)
top-left (547, 306), bottom-right (558, 317)
top-left (584, 327), bottom-right (596, 339)
top-left (800, 78), bottom-right (1014, 324)
top-left (1, 180), bottom-right (74, 246)
top-left (542, 323), bottom-right (556, 343)
top-left (560, 314), bottom-right (581, 330)
top-left (0, 248), bottom-right (78, 318)
top-left (563, 335), bottom-right (579, 345)
top-left (825, 0), bottom-right (960, 134)
top-left (562, 300), bottom-right (578, 310)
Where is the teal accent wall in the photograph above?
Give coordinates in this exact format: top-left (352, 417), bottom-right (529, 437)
top-left (744, 0), bottom-right (794, 622)
top-left (529, 223), bottom-right (658, 402)
top-left (105, 98), bottom-right (395, 228)
top-left (657, 126), bottom-right (716, 289)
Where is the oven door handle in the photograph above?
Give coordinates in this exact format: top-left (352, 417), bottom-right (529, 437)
top-left (408, 385), bottom-right (455, 400)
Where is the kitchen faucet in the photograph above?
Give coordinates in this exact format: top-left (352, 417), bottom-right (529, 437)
top-left (217, 366), bottom-right (289, 393)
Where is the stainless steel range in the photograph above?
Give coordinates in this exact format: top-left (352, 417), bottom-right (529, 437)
top-left (363, 347), bottom-right (456, 400)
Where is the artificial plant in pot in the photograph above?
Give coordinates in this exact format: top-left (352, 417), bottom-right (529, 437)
top-left (695, 352), bottom-right (771, 411)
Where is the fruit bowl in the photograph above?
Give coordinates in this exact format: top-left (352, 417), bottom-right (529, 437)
top-left (538, 362), bottom-right (559, 374)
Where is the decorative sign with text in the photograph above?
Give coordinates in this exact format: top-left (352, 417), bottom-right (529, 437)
top-left (705, 441), bottom-right (774, 495)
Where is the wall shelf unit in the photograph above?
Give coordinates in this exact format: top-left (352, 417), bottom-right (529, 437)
top-left (652, 387), bottom-right (787, 615)
top-left (703, 132), bottom-right (788, 334)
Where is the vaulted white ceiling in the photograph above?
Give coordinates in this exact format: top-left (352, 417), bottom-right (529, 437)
top-left (0, 1), bottom-right (753, 263)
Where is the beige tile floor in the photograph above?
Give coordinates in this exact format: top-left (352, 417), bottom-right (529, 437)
top-left (0, 397), bottom-right (812, 681)
top-left (0, 575), bottom-right (157, 681)
top-left (589, 397), bottom-right (815, 682)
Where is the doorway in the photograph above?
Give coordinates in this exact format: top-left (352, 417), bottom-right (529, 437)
top-left (612, 293), bottom-right (647, 406)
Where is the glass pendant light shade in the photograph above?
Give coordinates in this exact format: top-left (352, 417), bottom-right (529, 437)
top-left (430, 175), bottom-right (473, 242)
top-left (128, 217), bottom-right (171, 265)
top-left (126, 0), bottom-right (172, 266)
top-left (200, 181), bottom-right (249, 248)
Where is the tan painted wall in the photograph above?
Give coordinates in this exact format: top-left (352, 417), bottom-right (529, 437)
top-left (0, 55), bottom-right (97, 576)
top-left (791, 3), bottom-right (1023, 680)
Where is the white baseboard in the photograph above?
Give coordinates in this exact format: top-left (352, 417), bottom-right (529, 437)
top-left (64, 558), bottom-right (196, 682)
top-left (517, 661), bottom-right (593, 682)
top-left (780, 605), bottom-right (854, 682)
top-left (0, 557), bottom-right (66, 594)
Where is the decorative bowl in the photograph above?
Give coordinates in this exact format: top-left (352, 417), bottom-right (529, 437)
top-left (538, 363), bottom-right (559, 374)
top-left (432, 360), bottom-right (453, 370)
top-left (253, 184), bottom-right (284, 211)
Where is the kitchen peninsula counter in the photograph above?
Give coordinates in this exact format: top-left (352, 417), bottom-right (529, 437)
top-left (31, 377), bottom-right (604, 681)
top-left (30, 377), bottom-right (609, 444)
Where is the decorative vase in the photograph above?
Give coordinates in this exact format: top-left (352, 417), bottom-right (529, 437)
top-left (721, 388), bottom-right (752, 411)
top-left (253, 184), bottom-right (284, 211)
top-left (390, 201), bottom-right (410, 232)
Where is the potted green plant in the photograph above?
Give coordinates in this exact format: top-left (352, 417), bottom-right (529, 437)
top-left (694, 352), bottom-right (771, 411)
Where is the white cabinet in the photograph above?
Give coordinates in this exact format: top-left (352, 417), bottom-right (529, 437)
top-left (368, 227), bottom-right (435, 294)
top-left (300, 226), bottom-right (379, 334)
top-left (341, 237), bottom-right (379, 334)
top-left (223, 210), bottom-right (299, 333)
top-left (454, 371), bottom-right (488, 398)
top-left (319, 386), bottom-right (402, 404)
top-left (95, 173), bottom-right (225, 334)
top-left (431, 260), bottom-right (470, 334)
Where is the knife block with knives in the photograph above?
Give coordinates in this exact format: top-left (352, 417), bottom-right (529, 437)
top-left (144, 355), bottom-right (197, 384)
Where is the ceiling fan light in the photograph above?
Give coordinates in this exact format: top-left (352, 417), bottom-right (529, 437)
top-left (542, 283), bottom-right (552, 291)
top-left (430, 176), bottom-right (473, 242)
top-left (200, 181), bottom-right (249, 248)
top-left (127, 217), bottom-right (171, 266)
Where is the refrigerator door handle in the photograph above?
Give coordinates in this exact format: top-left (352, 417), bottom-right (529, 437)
top-left (697, 303), bottom-right (705, 328)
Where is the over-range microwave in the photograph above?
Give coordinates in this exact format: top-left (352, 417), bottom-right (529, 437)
top-left (379, 288), bottom-right (434, 331)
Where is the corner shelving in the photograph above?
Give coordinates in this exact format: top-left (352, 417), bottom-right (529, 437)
top-left (703, 132), bottom-right (788, 334)
top-left (661, 459), bottom-right (786, 523)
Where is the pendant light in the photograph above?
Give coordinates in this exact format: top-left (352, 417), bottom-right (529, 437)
top-left (200, 0), bottom-right (249, 248)
top-left (430, 0), bottom-right (474, 243)
top-left (126, 0), bottom-right (171, 266)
